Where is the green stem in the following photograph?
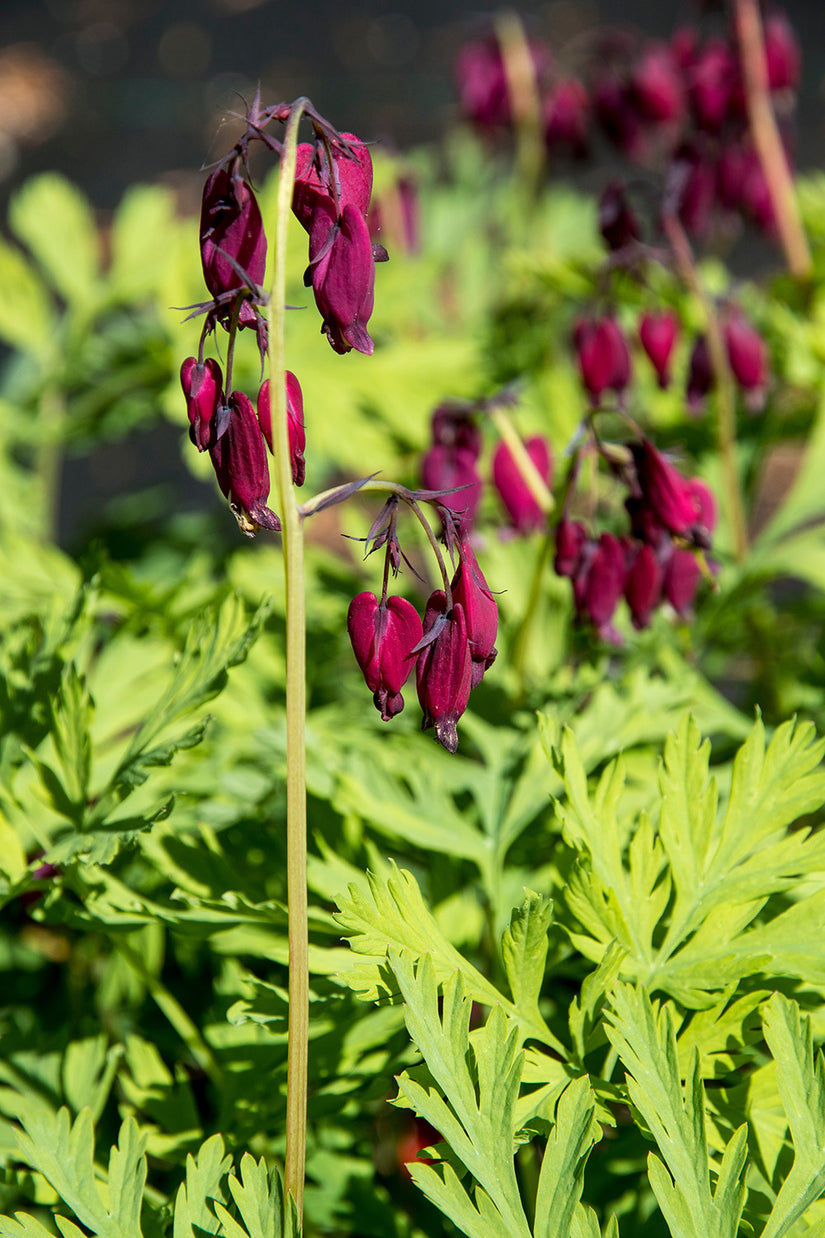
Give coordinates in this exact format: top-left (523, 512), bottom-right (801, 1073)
top-left (269, 97), bottom-right (310, 1221)
top-left (496, 10), bottom-right (545, 202)
top-left (489, 405), bottom-right (555, 518)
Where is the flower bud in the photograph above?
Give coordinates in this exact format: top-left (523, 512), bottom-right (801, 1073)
top-left (764, 13), bottom-right (800, 94)
top-left (200, 167), bottom-right (266, 326)
top-left (639, 310), bottom-right (680, 388)
top-left (208, 391), bottom-right (280, 535)
top-left (257, 374), bottom-right (306, 486)
top-left (180, 356), bottom-right (225, 451)
top-left (450, 540), bottom-right (498, 687)
top-left (492, 435), bottom-right (552, 534)
top-left (415, 593), bottom-right (473, 753)
top-left (347, 592), bottom-right (423, 721)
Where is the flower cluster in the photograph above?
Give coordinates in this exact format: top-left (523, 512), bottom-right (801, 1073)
top-left (572, 295), bottom-right (769, 414)
top-left (455, 8), bottom-right (800, 242)
top-left (179, 99), bottom-right (385, 534)
top-left (555, 438), bottom-right (715, 640)
top-left (347, 505), bottom-right (497, 753)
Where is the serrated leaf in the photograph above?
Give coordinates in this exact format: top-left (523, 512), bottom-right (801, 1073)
top-left (12, 1107), bottom-right (147, 1238)
top-left (761, 994), bottom-right (825, 1238)
top-left (9, 174), bottom-right (100, 306)
top-left (109, 184), bottom-right (178, 298)
top-left (501, 891), bottom-right (553, 1019)
top-left (173, 1134), bottom-right (232, 1238)
top-left (391, 952), bottom-right (532, 1238)
top-left (336, 864), bottom-right (566, 1054)
top-left (212, 1153), bottom-right (287, 1238)
top-left (604, 984), bottom-right (748, 1238)
top-left (0, 1216), bottom-right (56, 1238)
top-left (533, 1077), bottom-right (598, 1238)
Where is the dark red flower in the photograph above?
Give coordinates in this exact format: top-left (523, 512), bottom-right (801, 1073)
top-left (631, 439), bottom-right (708, 546)
top-left (200, 167), bottom-right (266, 328)
top-left (688, 38), bottom-right (738, 132)
top-left (430, 404), bottom-right (482, 458)
top-left (256, 374), bottom-right (306, 486)
top-left (764, 12), bottom-right (800, 95)
top-left (307, 200), bottom-right (376, 355)
top-left (662, 547), bottom-right (701, 616)
top-left (492, 435), bottom-right (552, 534)
top-left (624, 541), bottom-right (663, 629)
top-left (455, 36), bottom-right (553, 130)
top-left (180, 356), bottom-right (226, 451)
top-left (639, 310), bottom-right (680, 388)
top-left (543, 79), bottom-right (589, 157)
top-left (554, 517), bottom-right (587, 578)
top-left (574, 318), bottom-right (632, 405)
top-left (723, 312), bottom-right (769, 407)
top-left (631, 44), bottom-right (686, 125)
top-left (347, 592), bottom-right (423, 721)
top-left (686, 335), bottom-right (714, 413)
top-left (293, 133), bottom-right (373, 232)
top-left (574, 532), bottom-right (627, 641)
top-left (208, 391), bottom-right (280, 535)
top-left (415, 593), bottom-right (473, 753)
top-left (450, 540), bottom-right (498, 687)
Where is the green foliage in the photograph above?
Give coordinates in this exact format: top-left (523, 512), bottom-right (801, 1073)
top-left (1, 97), bottom-right (825, 1238)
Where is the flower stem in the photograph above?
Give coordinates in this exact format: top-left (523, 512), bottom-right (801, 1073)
top-left (488, 405), bottom-right (555, 516)
top-left (496, 10), bottom-right (545, 202)
top-left (269, 97), bottom-right (309, 1221)
top-left (662, 212), bottom-right (749, 562)
top-left (733, 0), bottom-right (811, 281)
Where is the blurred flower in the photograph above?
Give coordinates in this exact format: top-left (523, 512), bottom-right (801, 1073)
top-left (639, 310), bottom-right (680, 388)
top-left (574, 317), bottom-right (632, 405)
top-left (599, 181), bottom-right (642, 252)
top-left (492, 435), bottom-right (552, 533)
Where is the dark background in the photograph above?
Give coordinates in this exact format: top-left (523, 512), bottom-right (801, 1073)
top-left (2, 0), bottom-right (825, 210)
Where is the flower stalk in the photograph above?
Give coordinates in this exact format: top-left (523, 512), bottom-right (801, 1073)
top-left (733, 0), bottom-right (811, 282)
top-left (269, 97), bottom-right (310, 1221)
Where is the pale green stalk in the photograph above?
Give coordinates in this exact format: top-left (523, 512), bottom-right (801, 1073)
top-left (268, 97), bottom-right (309, 1221)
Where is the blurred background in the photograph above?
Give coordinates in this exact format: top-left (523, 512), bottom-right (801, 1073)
top-left (2, 0), bottom-right (825, 210)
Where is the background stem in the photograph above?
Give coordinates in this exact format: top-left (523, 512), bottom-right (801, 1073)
top-left (269, 97), bottom-right (309, 1223)
top-left (734, 0), bottom-right (811, 281)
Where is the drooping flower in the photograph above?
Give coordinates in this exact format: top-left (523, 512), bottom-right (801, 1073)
top-left (624, 540), bottom-right (663, 629)
top-left (180, 356), bottom-right (226, 451)
top-left (574, 317), bottom-right (632, 405)
top-left (208, 391), bottom-right (281, 534)
top-left (543, 79), bottom-right (590, 157)
top-left (686, 334), bottom-right (714, 413)
top-left (450, 540), bottom-right (498, 687)
top-left (630, 439), bottom-right (708, 546)
top-left (347, 592), bottom-right (423, 721)
top-left (199, 166), bottom-right (267, 328)
top-left (415, 592), bottom-right (473, 753)
top-left (723, 312), bottom-right (769, 409)
top-left (256, 374), bottom-right (306, 486)
top-left (573, 531), bottom-right (627, 642)
top-left (293, 133), bottom-right (374, 231)
top-left (492, 435), bottom-right (553, 534)
top-left (639, 310), bottom-right (680, 388)
top-left (307, 199), bottom-right (376, 355)
top-left (630, 44), bottom-right (686, 126)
